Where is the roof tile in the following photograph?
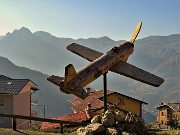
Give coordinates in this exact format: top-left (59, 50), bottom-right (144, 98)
top-left (0, 75), bottom-right (12, 81)
top-left (0, 76), bottom-right (30, 94)
top-left (41, 109), bottom-right (94, 130)
top-left (69, 90), bottom-right (113, 112)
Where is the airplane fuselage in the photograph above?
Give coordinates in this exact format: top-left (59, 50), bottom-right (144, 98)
top-left (67, 42), bottom-right (134, 90)
top-left (48, 22), bottom-right (164, 99)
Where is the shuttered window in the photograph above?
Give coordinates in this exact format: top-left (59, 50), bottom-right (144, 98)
top-left (118, 98), bottom-right (124, 103)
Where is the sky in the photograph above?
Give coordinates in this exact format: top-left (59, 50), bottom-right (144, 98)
top-left (0, 0), bottom-right (179, 40)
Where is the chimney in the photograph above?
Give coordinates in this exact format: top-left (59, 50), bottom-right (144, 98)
top-left (86, 88), bottom-right (91, 94)
top-left (87, 103), bottom-right (91, 111)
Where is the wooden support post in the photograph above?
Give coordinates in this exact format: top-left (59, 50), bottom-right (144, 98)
top-left (60, 123), bottom-right (63, 134)
top-left (12, 118), bottom-right (17, 131)
top-left (103, 72), bottom-right (108, 112)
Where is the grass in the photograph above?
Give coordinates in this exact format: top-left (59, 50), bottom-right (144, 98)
top-left (0, 128), bottom-right (62, 135)
top-left (0, 126), bottom-right (79, 135)
top-left (148, 129), bottom-right (180, 135)
top-left (1, 127), bottom-right (180, 135)
top-left (41, 126), bottom-right (79, 135)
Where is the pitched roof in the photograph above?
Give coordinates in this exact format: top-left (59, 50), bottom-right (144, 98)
top-left (0, 75), bottom-right (12, 81)
top-left (69, 89), bottom-right (147, 112)
top-left (41, 109), bottom-right (93, 130)
top-left (0, 75), bottom-right (37, 95)
top-left (156, 103), bottom-right (180, 112)
top-left (69, 90), bottom-right (113, 112)
top-left (167, 103), bottom-right (180, 112)
top-left (98, 92), bottom-right (148, 104)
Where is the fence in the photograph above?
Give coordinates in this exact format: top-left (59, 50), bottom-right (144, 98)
top-left (0, 113), bottom-right (88, 134)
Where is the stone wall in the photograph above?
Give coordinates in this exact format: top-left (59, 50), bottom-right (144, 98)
top-left (77, 110), bottom-right (148, 135)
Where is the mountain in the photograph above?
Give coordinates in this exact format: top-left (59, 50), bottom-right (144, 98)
top-left (155, 52), bottom-right (180, 73)
top-left (0, 28), bottom-right (124, 75)
top-left (0, 27), bottom-right (179, 119)
top-left (0, 36), bottom-right (4, 40)
top-left (0, 56), bottom-right (73, 118)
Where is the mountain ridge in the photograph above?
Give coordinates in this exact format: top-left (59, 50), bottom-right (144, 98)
top-left (0, 27), bottom-right (179, 120)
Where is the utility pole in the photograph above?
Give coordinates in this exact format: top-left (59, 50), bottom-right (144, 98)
top-left (44, 105), bottom-right (46, 118)
top-left (44, 105), bottom-right (48, 118)
top-left (30, 87), bottom-right (39, 126)
top-left (103, 72), bottom-right (108, 112)
top-left (142, 98), bottom-right (144, 117)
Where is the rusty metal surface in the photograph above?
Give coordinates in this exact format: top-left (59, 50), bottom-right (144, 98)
top-left (110, 61), bottom-right (164, 87)
top-left (67, 43), bottom-right (103, 62)
top-left (67, 42), bottom-right (134, 90)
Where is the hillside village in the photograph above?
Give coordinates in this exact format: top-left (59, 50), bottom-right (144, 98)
top-left (0, 75), bottom-right (179, 134)
top-left (0, 29), bottom-right (179, 134)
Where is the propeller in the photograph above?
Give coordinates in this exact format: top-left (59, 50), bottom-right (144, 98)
top-left (129, 22), bottom-right (142, 44)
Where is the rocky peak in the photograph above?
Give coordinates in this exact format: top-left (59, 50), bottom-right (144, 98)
top-left (3, 27), bottom-right (33, 41)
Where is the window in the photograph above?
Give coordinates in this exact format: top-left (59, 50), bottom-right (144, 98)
top-left (0, 99), bottom-right (4, 107)
top-left (118, 98), bottom-right (124, 104)
top-left (161, 112), bottom-right (164, 116)
top-left (168, 113), bottom-right (172, 118)
top-left (161, 120), bottom-right (164, 125)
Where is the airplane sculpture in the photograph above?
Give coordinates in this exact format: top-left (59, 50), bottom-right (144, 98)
top-left (48, 22), bottom-right (164, 99)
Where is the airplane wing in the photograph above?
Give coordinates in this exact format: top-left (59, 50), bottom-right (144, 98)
top-left (110, 61), bottom-right (164, 87)
top-left (67, 43), bottom-right (103, 62)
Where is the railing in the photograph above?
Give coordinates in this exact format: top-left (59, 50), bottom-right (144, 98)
top-left (0, 113), bottom-right (88, 134)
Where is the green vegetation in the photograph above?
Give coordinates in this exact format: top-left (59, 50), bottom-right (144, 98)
top-left (1, 127), bottom-right (180, 135)
top-left (148, 129), bottom-right (180, 135)
top-left (40, 126), bottom-right (78, 135)
top-left (0, 128), bottom-right (62, 135)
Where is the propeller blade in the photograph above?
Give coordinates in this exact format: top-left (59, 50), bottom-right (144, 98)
top-left (130, 22), bottom-right (142, 44)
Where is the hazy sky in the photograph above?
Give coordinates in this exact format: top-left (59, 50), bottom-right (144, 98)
top-left (0, 0), bottom-right (179, 40)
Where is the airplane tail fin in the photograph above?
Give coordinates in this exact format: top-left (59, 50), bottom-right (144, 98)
top-left (64, 64), bottom-right (88, 99)
top-left (64, 64), bottom-right (77, 87)
top-left (48, 64), bottom-right (88, 99)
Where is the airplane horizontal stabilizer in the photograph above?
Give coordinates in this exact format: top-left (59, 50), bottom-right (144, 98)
top-left (67, 43), bottom-right (103, 62)
top-left (47, 75), bottom-right (64, 86)
top-left (110, 62), bottom-right (164, 87)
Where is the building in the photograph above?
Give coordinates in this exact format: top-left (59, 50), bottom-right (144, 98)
top-left (41, 88), bottom-right (147, 130)
top-left (41, 109), bottom-right (95, 130)
top-left (156, 102), bottom-right (180, 128)
top-left (69, 88), bottom-right (147, 117)
top-left (0, 75), bottom-right (38, 129)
